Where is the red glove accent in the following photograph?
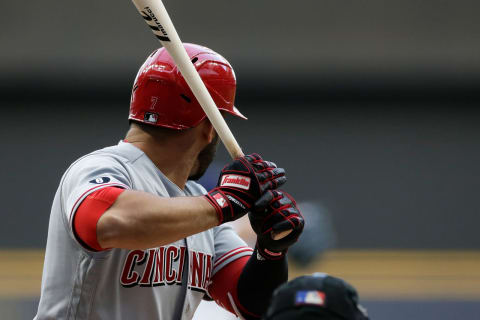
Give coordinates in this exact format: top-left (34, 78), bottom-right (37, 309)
top-left (73, 187), bottom-right (125, 251)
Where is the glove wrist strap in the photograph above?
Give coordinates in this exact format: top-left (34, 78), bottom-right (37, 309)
top-left (256, 242), bottom-right (287, 260)
top-left (204, 191), bottom-right (227, 225)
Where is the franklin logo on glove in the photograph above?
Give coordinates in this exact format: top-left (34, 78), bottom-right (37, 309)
top-left (220, 174), bottom-right (251, 190)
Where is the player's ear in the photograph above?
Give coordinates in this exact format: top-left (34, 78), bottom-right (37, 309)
top-left (201, 119), bottom-right (216, 144)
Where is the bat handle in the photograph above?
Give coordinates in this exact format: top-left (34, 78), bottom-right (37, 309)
top-left (271, 229), bottom-right (293, 240)
top-left (229, 146), bottom-right (244, 159)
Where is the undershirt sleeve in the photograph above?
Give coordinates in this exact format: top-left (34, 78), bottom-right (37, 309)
top-left (72, 186), bottom-right (125, 251)
top-left (236, 249), bottom-right (288, 319)
top-left (207, 249), bottom-right (288, 319)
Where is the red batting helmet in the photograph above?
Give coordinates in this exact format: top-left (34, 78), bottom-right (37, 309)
top-left (129, 43), bottom-right (246, 130)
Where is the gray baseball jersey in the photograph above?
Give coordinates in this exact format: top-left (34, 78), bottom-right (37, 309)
top-left (35, 141), bottom-right (253, 320)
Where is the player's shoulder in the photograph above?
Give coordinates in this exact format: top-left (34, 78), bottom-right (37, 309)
top-left (67, 142), bottom-right (139, 170)
top-left (91, 141), bottom-right (144, 163)
top-left (61, 143), bottom-right (133, 184)
top-left (69, 148), bottom-right (121, 170)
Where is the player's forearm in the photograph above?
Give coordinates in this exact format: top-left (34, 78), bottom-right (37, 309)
top-left (236, 249), bottom-right (288, 319)
top-left (97, 190), bottom-right (218, 250)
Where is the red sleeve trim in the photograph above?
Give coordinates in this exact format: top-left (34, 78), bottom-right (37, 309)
top-left (214, 246), bottom-right (253, 269)
top-left (69, 182), bottom-right (128, 222)
top-left (73, 186), bottom-right (125, 251)
top-left (208, 255), bottom-right (260, 318)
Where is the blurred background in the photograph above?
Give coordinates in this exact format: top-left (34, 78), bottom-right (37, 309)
top-left (1, 0), bottom-right (480, 319)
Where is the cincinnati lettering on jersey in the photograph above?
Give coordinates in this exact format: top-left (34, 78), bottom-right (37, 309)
top-left (220, 174), bottom-right (251, 190)
top-left (120, 246), bottom-right (213, 293)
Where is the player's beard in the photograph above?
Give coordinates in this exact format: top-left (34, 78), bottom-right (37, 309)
top-left (189, 133), bottom-right (219, 181)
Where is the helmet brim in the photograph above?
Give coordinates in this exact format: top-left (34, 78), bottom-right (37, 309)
top-left (223, 105), bottom-right (247, 120)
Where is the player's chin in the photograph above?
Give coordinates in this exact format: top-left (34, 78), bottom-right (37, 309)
top-left (189, 135), bottom-right (219, 181)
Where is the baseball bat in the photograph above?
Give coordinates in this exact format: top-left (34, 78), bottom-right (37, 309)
top-left (130, 0), bottom-right (290, 240)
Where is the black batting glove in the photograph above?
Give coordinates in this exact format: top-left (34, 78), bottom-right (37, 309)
top-left (205, 154), bottom-right (287, 224)
top-left (249, 190), bottom-right (304, 260)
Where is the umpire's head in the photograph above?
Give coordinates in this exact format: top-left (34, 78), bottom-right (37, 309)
top-left (264, 273), bottom-right (369, 320)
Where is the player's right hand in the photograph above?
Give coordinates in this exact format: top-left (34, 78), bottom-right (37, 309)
top-left (249, 190), bottom-right (304, 260)
top-left (204, 154), bottom-right (286, 224)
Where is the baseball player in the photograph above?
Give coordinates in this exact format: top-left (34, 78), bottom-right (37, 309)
top-left (35, 43), bottom-right (304, 320)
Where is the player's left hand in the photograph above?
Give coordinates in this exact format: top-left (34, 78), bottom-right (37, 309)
top-left (205, 153), bottom-right (286, 225)
top-left (249, 190), bottom-right (304, 260)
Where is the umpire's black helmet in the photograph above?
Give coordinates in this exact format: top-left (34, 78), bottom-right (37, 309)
top-left (265, 273), bottom-right (369, 320)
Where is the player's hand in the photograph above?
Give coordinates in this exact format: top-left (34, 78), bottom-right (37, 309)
top-left (249, 190), bottom-right (304, 260)
top-left (204, 153), bottom-right (286, 224)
